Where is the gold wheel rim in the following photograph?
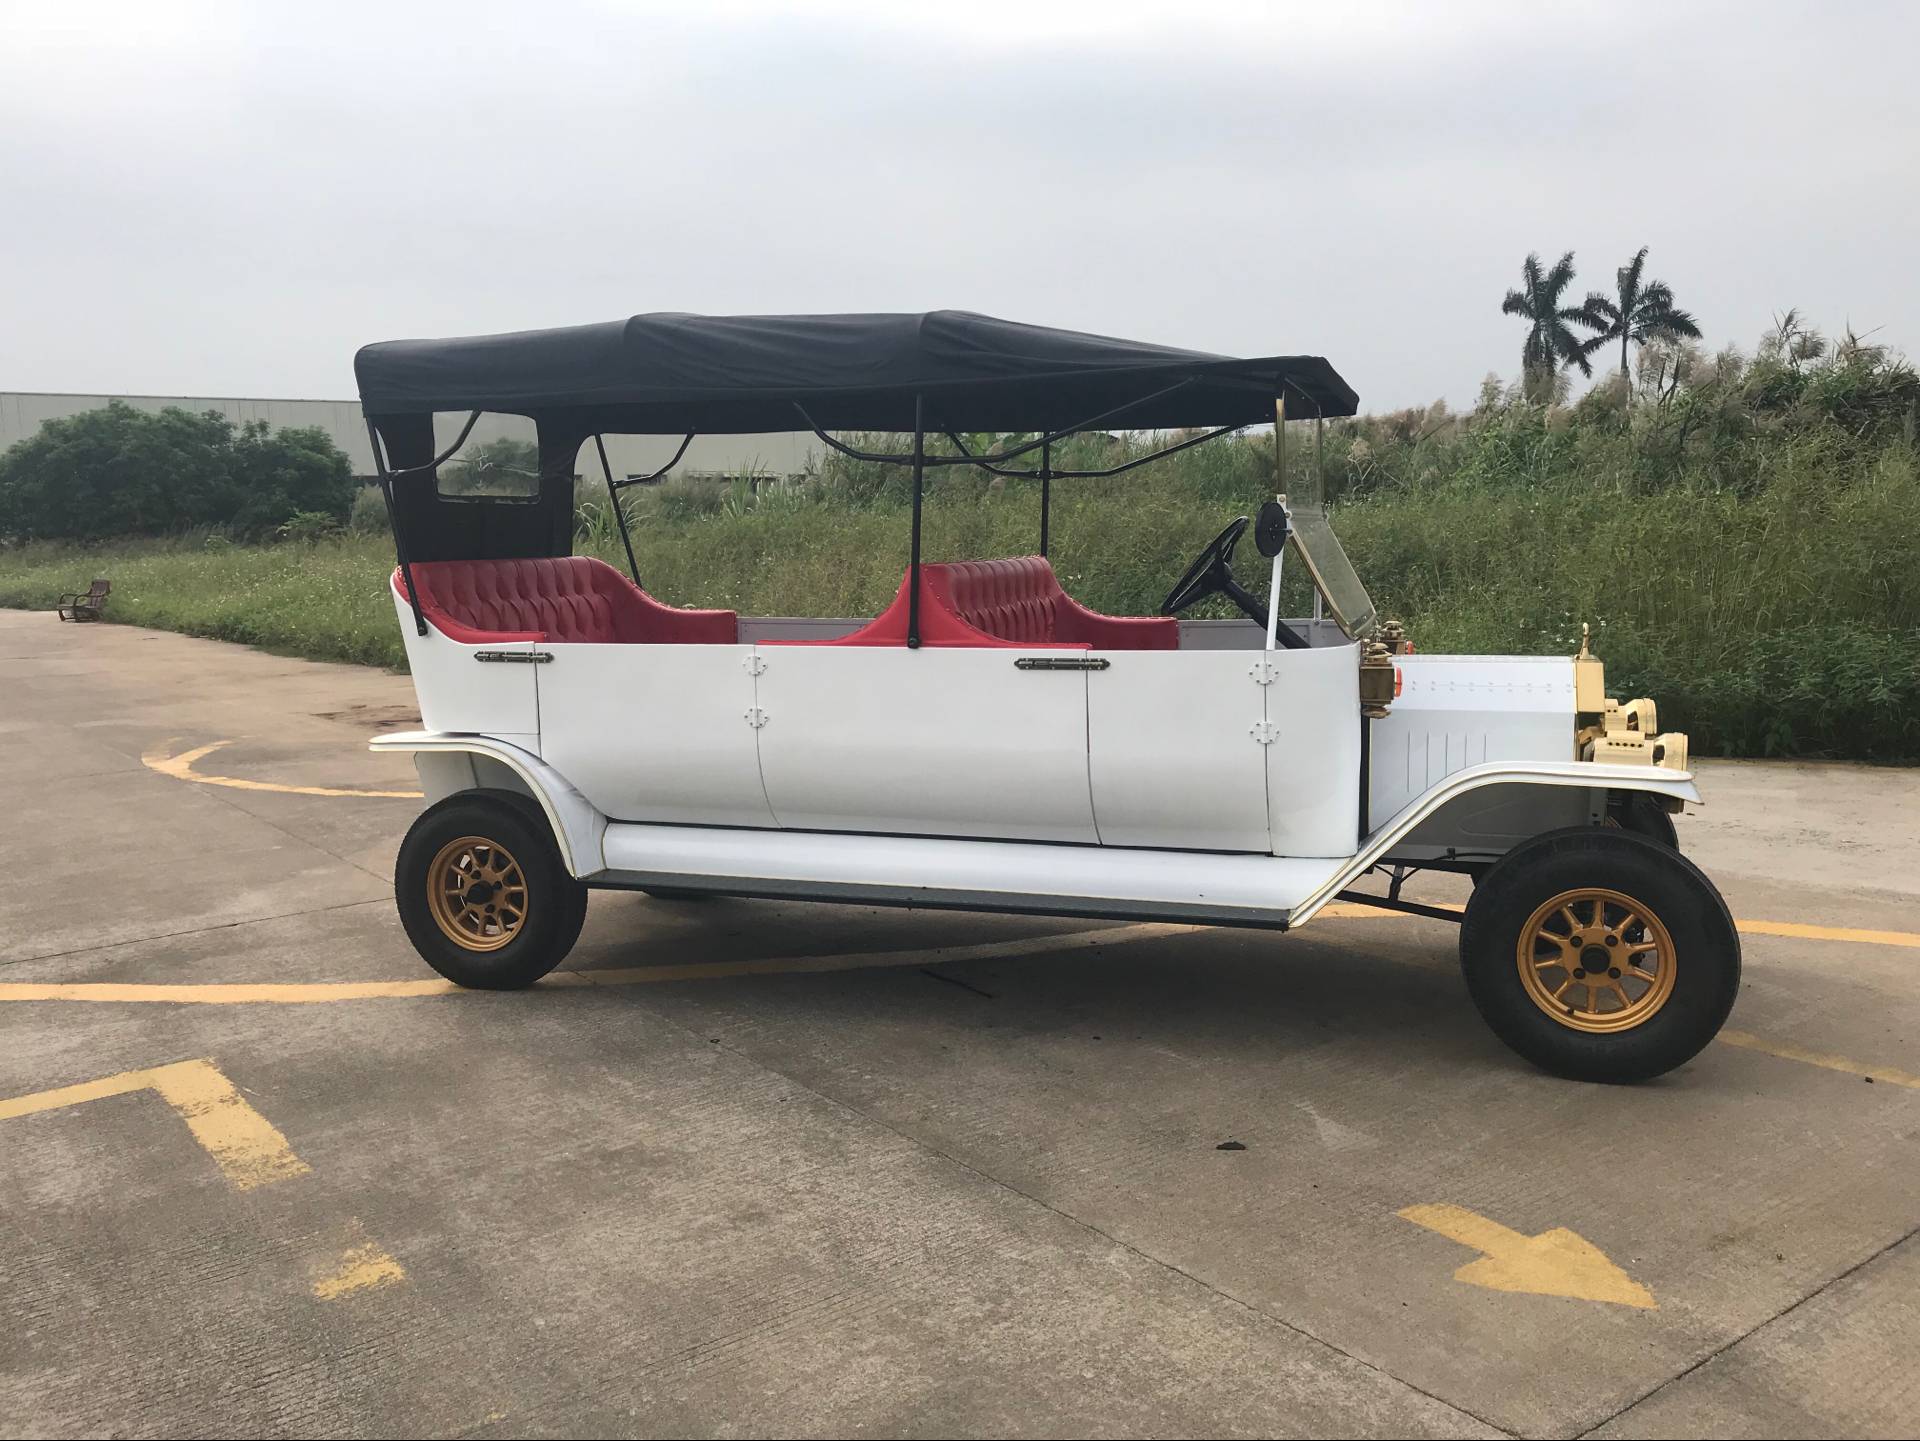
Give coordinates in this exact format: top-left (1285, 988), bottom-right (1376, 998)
top-left (425, 835), bottom-right (529, 952)
top-left (1516, 886), bottom-right (1676, 1033)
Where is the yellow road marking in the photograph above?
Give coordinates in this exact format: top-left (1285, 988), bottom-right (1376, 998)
top-left (1327, 896), bottom-right (1920, 950)
top-left (1731, 919), bottom-right (1920, 950)
top-left (0, 1058), bottom-right (312, 1190)
top-left (0, 923), bottom-right (1198, 1004)
top-left (1405, 1197), bottom-right (1658, 1312)
top-left (0, 977), bottom-right (462, 1005)
top-left (3, 918), bottom-right (1914, 1094)
top-left (143, 738), bottom-right (423, 799)
top-left (1716, 1030), bottom-right (1920, 1089)
top-left (312, 1241), bottom-right (407, 1301)
top-left (1398, 1203), bottom-right (1655, 1309)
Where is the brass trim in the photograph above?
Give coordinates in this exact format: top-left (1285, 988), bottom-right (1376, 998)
top-left (424, 835), bottom-right (530, 952)
top-left (1516, 886), bottom-right (1677, 1034)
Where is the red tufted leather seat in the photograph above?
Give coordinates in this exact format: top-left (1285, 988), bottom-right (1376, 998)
top-left (394, 557), bottom-right (737, 644)
top-left (822, 556), bottom-right (1177, 649)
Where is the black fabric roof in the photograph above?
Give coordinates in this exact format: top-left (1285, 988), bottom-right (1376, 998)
top-left (353, 310), bottom-right (1357, 433)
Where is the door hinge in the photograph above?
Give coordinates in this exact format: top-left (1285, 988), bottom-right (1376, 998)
top-left (1249, 657), bottom-right (1280, 685)
top-left (744, 653), bottom-right (767, 676)
top-left (744, 706), bottom-right (768, 729)
top-left (1015, 656), bottom-right (1111, 671)
top-left (1249, 719), bottom-right (1280, 745)
top-left (475, 650), bottom-right (553, 664)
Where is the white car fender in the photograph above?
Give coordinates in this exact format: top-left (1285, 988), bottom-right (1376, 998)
top-left (1288, 759), bottom-right (1700, 926)
top-left (370, 731), bottom-right (607, 878)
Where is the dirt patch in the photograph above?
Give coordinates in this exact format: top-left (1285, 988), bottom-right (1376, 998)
top-left (312, 703), bottom-right (422, 730)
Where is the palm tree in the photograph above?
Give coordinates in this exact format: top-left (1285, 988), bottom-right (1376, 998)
top-left (1502, 252), bottom-right (1606, 398)
top-left (1584, 247), bottom-right (1701, 385)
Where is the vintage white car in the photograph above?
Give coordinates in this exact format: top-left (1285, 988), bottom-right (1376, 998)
top-left (355, 311), bottom-right (1738, 1083)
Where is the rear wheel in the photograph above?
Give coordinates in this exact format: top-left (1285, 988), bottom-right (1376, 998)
top-left (1460, 828), bottom-right (1738, 1082)
top-left (396, 792), bottom-right (587, 989)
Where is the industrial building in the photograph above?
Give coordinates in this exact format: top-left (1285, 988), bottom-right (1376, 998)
top-left (0, 391), bottom-right (817, 482)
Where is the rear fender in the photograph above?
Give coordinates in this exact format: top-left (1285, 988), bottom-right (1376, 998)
top-left (370, 731), bottom-right (606, 878)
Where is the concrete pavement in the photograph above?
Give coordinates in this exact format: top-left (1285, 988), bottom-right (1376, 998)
top-left (2, 608), bottom-right (1916, 1438)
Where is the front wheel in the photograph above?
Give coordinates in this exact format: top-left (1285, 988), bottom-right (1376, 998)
top-left (396, 792), bottom-right (587, 989)
top-left (1459, 828), bottom-right (1738, 1083)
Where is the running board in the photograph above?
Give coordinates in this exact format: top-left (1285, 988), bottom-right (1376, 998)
top-left (595, 823), bottom-right (1349, 930)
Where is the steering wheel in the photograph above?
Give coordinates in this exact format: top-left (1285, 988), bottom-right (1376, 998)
top-left (1159, 516), bottom-right (1309, 649)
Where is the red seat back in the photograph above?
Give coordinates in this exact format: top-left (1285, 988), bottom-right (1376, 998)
top-left (926, 556), bottom-right (1065, 643)
top-left (396, 557), bottom-right (737, 644)
top-left (816, 556), bottom-right (1177, 649)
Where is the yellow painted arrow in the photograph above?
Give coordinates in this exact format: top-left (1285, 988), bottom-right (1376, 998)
top-left (1398, 1203), bottom-right (1655, 1309)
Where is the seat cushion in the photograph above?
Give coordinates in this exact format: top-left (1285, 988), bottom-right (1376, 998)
top-left (396, 557), bottom-right (736, 644)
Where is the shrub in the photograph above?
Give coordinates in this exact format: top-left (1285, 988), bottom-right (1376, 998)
top-left (0, 402), bottom-right (354, 541)
top-left (277, 510), bottom-right (341, 544)
top-left (347, 484), bottom-right (390, 534)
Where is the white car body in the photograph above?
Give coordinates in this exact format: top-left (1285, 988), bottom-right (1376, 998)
top-left (374, 586), bottom-right (1697, 931)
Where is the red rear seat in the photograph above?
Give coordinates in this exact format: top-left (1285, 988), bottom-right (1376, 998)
top-left (394, 557), bottom-right (737, 644)
top-left (823, 556), bottom-right (1178, 649)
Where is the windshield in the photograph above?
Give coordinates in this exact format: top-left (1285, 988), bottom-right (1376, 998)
top-left (1287, 505), bottom-right (1377, 639)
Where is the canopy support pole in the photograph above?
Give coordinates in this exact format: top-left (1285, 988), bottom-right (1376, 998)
top-left (594, 435), bottom-right (642, 587)
top-left (942, 421), bottom-right (1239, 481)
top-left (1039, 438), bottom-right (1052, 557)
top-left (908, 394), bottom-right (925, 649)
top-left (366, 417), bottom-right (428, 637)
top-left (793, 374), bottom-right (1199, 470)
top-left (1274, 394), bottom-right (1287, 497)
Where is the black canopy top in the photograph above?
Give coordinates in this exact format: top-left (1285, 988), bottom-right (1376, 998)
top-left (354, 310), bottom-right (1357, 434)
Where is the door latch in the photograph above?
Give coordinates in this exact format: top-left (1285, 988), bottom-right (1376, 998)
top-left (475, 650), bottom-right (553, 664)
top-left (1015, 656), bottom-right (1111, 671)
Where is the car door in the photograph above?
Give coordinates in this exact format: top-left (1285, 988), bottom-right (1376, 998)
top-left (752, 646), bottom-right (1099, 844)
top-left (1085, 648), bottom-right (1273, 851)
top-left (536, 642), bottom-right (778, 828)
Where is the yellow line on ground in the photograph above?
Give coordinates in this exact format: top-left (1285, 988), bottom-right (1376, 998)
top-left (1731, 919), bottom-right (1920, 949)
top-left (0, 977), bottom-right (460, 1004)
top-left (143, 738), bottom-right (423, 799)
top-left (0, 1058), bottom-right (313, 1190)
top-left (1326, 897), bottom-right (1920, 950)
top-left (0, 923), bottom-right (1197, 1005)
top-left (1716, 1029), bottom-right (1920, 1090)
top-left (312, 1241), bottom-right (407, 1301)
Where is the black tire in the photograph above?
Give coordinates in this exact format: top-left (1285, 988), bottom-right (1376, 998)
top-left (395, 790), bottom-right (588, 989)
top-left (1460, 827), bottom-right (1739, 1083)
top-left (1608, 790), bottom-right (1680, 850)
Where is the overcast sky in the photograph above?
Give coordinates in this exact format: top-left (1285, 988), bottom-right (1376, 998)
top-left (4, 1), bottom-right (1915, 413)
